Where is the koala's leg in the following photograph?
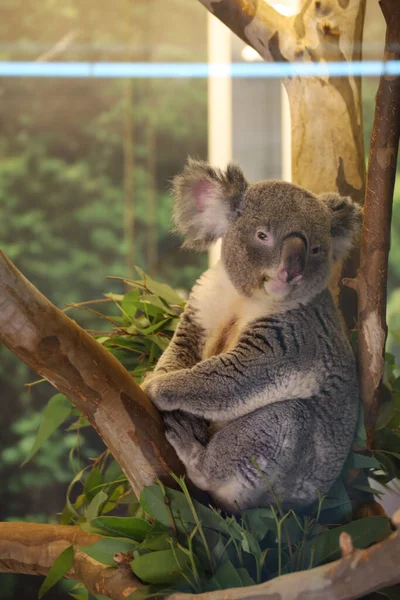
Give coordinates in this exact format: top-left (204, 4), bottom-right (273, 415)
top-left (165, 400), bottom-right (345, 512)
top-left (163, 410), bottom-right (264, 510)
top-left (163, 411), bottom-right (210, 489)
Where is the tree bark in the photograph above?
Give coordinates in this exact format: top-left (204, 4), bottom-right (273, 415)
top-left (350, 0), bottom-right (400, 440)
top-left (123, 77), bottom-right (136, 281)
top-left (0, 251), bottom-right (183, 497)
top-left (0, 522), bottom-right (141, 599)
top-left (1, 510), bottom-right (400, 600)
top-left (197, 0), bottom-right (367, 329)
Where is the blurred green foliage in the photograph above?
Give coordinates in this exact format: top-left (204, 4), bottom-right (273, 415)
top-left (0, 1), bottom-right (207, 597)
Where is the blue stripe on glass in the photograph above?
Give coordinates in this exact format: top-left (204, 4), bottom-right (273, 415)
top-left (0, 61), bottom-right (398, 78)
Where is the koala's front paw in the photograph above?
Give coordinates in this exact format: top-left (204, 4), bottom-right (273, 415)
top-left (144, 374), bottom-right (182, 412)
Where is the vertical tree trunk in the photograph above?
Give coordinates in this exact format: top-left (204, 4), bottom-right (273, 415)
top-left (123, 77), bottom-right (136, 281)
top-left (355, 0), bottom-right (400, 439)
top-left (147, 107), bottom-right (158, 274)
top-left (285, 1), bottom-right (366, 328)
top-left (145, 0), bottom-right (158, 274)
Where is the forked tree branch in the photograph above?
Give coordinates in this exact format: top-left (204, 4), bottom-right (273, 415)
top-left (0, 251), bottom-right (183, 496)
top-left (344, 0), bottom-right (400, 439)
top-left (1, 511), bottom-right (400, 600)
top-left (196, 0), bottom-right (289, 61)
top-left (0, 522), bottom-right (141, 599)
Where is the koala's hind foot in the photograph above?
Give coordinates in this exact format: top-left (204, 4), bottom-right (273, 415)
top-left (163, 410), bottom-right (209, 459)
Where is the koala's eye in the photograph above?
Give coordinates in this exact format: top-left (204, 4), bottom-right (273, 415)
top-left (311, 245), bottom-right (321, 255)
top-left (256, 229), bottom-right (272, 245)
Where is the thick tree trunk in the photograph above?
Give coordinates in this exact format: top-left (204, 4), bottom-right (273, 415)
top-left (347, 0), bottom-right (400, 440)
top-left (0, 251), bottom-right (183, 497)
top-left (197, 0), bottom-right (366, 328)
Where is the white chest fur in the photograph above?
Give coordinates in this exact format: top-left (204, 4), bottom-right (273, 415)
top-left (191, 262), bottom-right (275, 359)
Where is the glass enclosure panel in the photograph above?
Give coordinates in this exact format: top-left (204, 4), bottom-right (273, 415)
top-left (0, 1), bottom-right (398, 597)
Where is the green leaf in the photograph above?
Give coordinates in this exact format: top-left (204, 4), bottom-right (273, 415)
top-left (67, 581), bottom-right (89, 600)
top-left (146, 334), bottom-right (170, 351)
top-left (349, 452), bottom-right (381, 469)
top-left (384, 451), bottom-right (400, 460)
top-left (354, 405), bottom-right (367, 444)
top-left (137, 295), bottom-right (175, 316)
top-left (89, 517), bottom-right (152, 541)
top-left (134, 267), bottom-right (185, 306)
top-left (130, 548), bottom-right (190, 584)
top-left (242, 508), bottom-right (275, 541)
top-left (126, 585), bottom-right (176, 600)
top-left (39, 545), bottom-right (74, 598)
top-left (372, 451), bottom-right (399, 483)
top-left (22, 394), bottom-right (72, 465)
top-left (139, 533), bottom-right (172, 551)
top-left (140, 485), bottom-right (234, 539)
top-left (210, 536), bottom-right (229, 568)
top-left (393, 377), bottom-right (400, 393)
top-left (65, 416), bottom-right (91, 431)
top-left (139, 486), bottom-right (173, 528)
top-left (208, 561), bottom-right (245, 590)
top-left (376, 397), bottom-right (396, 431)
top-left (65, 467), bottom-right (87, 520)
top-left (240, 530), bottom-right (261, 558)
top-left (84, 468), bottom-right (103, 502)
top-left (384, 353), bottom-right (397, 387)
top-left (122, 289), bottom-right (141, 317)
top-left (164, 318), bottom-right (181, 332)
top-left (96, 336), bottom-right (110, 345)
top-left (236, 568), bottom-right (256, 587)
top-left (305, 516), bottom-right (390, 568)
top-left (103, 460), bottom-right (125, 484)
top-left (80, 537), bottom-right (137, 566)
top-left (320, 478), bottom-right (352, 522)
top-left (85, 490), bottom-right (108, 521)
top-left (352, 484), bottom-right (385, 496)
top-left (69, 593), bottom-right (89, 600)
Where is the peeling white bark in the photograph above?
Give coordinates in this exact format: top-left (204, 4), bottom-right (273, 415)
top-left (364, 310), bottom-right (386, 386)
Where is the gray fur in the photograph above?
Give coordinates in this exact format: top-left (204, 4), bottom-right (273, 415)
top-left (172, 158), bottom-right (248, 250)
top-left (144, 159), bottom-right (361, 512)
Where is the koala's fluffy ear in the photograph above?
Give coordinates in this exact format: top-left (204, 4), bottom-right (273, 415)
top-left (171, 158), bottom-right (248, 250)
top-left (320, 193), bottom-right (362, 260)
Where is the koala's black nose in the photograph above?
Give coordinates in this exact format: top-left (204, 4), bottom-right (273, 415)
top-left (278, 234), bottom-right (308, 284)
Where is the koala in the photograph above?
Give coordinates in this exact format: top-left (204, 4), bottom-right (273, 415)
top-left (144, 158), bottom-right (361, 513)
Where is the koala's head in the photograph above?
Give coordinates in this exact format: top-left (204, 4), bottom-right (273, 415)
top-left (172, 159), bottom-right (362, 305)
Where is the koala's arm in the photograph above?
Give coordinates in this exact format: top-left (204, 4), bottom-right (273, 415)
top-left (142, 305), bottom-right (205, 389)
top-left (146, 319), bottom-right (308, 420)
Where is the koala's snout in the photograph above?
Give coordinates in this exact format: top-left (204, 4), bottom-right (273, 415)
top-left (277, 234), bottom-right (308, 284)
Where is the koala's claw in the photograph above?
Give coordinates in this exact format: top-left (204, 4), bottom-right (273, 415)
top-left (164, 411), bottom-right (210, 447)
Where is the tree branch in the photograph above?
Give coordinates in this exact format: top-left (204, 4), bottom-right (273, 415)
top-left (356, 0), bottom-right (400, 439)
top-left (35, 30), bottom-right (77, 62)
top-left (0, 522), bottom-right (141, 600)
top-left (196, 0), bottom-right (290, 61)
top-left (2, 511), bottom-right (400, 600)
top-left (0, 251), bottom-right (183, 497)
